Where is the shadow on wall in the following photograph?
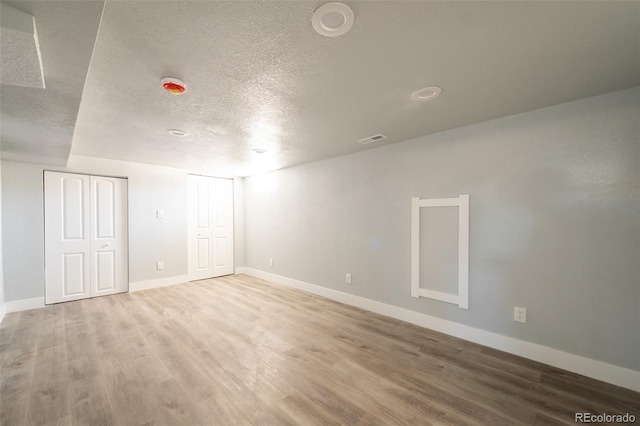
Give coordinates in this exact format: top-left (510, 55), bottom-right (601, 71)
top-left (483, 166), bottom-right (639, 370)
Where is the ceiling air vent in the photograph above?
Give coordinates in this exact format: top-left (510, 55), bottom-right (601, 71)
top-left (358, 134), bottom-right (387, 145)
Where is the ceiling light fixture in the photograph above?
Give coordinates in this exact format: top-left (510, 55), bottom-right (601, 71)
top-left (312, 2), bottom-right (354, 37)
top-left (252, 149), bottom-right (267, 154)
top-left (167, 129), bottom-right (188, 137)
top-left (161, 77), bottom-right (186, 95)
top-left (412, 86), bottom-right (442, 101)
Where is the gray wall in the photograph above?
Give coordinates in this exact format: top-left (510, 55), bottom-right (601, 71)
top-left (233, 177), bottom-right (246, 268)
top-left (0, 159), bottom-right (4, 320)
top-left (244, 87), bottom-right (640, 371)
top-left (1, 155), bottom-right (245, 302)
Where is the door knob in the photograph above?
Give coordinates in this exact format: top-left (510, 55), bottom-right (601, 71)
top-left (102, 244), bottom-right (110, 248)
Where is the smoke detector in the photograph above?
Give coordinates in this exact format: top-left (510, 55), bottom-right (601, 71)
top-left (161, 77), bottom-right (186, 95)
top-left (312, 2), bottom-right (354, 37)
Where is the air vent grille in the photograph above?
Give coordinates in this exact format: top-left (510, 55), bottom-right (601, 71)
top-left (358, 134), bottom-right (387, 144)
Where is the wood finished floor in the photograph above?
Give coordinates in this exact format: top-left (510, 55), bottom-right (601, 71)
top-left (1, 275), bottom-right (638, 426)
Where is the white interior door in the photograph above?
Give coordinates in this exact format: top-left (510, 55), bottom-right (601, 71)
top-left (188, 175), bottom-right (214, 281)
top-left (90, 175), bottom-right (128, 298)
top-left (212, 177), bottom-right (234, 277)
top-left (45, 172), bottom-right (92, 304)
top-left (188, 175), bottom-right (234, 281)
top-left (45, 172), bottom-right (128, 304)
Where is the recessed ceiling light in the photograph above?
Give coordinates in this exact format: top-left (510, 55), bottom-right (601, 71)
top-left (252, 148), bottom-right (267, 154)
top-left (412, 86), bottom-right (442, 101)
top-left (312, 2), bottom-right (354, 37)
top-left (167, 129), bottom-right (188, 137)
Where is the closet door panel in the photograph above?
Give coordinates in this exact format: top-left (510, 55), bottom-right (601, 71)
top-left (90, 175), bottom-right (128, 297)
top-left (45, 172), bottom-right (91, 304)
top-left (212, 178), bottom-right (233, 277)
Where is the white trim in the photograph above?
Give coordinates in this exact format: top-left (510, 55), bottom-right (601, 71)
top-left (410, 197), bottom-right (420, 298)
top-left (416, 288), bottom-right (458, 305)
top-left (244, 268), bottom-right (640, 392)
top-left (235, 267), bottom-right (247, 275)
top-left (129, 275), bottom-right (188, 292)
top-left (457, 194), bottom-right (470, 309)
top-left (5, 297), bottom-right (45, 314)
top-left (0, 304), bottom-right (5, 323)
top-left (419, 197), bottom-right (461, 208)
top-left (411, 194), bottom-right (469, 309)
top-left (1, 274), bottom-right (190, 314)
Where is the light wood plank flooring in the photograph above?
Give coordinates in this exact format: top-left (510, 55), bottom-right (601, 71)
top-left (1, 274), bottom-right (638, 425)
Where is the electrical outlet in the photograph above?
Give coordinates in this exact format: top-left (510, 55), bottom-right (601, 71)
top-left (514, 306), bottom-right (527, 323)
top-left (156, 261), bottom-right (164, 270)
top-left (269, 258), bottom-right (273, 267)
top-left (156, 209), bottom-right (164, 219)
top-left (346, 273), bottom-right (352, 284)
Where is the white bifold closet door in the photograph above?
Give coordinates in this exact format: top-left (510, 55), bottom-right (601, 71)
top-left (44, 171), bottom-right (128, 305)
top-left (188, 175), bottom-right (234, 281)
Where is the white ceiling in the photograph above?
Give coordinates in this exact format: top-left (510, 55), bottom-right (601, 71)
top-left (2, 1), bottom-right (639, 176)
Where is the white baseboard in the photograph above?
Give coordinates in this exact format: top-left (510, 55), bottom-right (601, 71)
top-left (235, 267), bottom-right (247, 274)
top-left (244, 268), bottom-right (640, 392)
top-left (2, 274), bottom-right (193, 316)
top-left (129, 275), bottom-right (189, 292)
top-left (4, 297), bottom-right (45, 314)
top-left (0, 275), bottom-right (190, 318)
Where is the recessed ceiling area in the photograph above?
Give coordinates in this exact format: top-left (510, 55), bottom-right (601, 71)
top-left (0, 0), bottom-right (104, 165)
top-left (0, 3), bottom-right (45, 89)
top-left (2, 1), bottom-right (639, 175)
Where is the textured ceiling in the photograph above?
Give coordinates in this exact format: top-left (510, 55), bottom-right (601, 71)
top-left (0, 3), bottom-right (45, 89)
top-left (3, 1), bottom-right (639, 175)
top-left (0, 1), bottom-right (104, 165)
